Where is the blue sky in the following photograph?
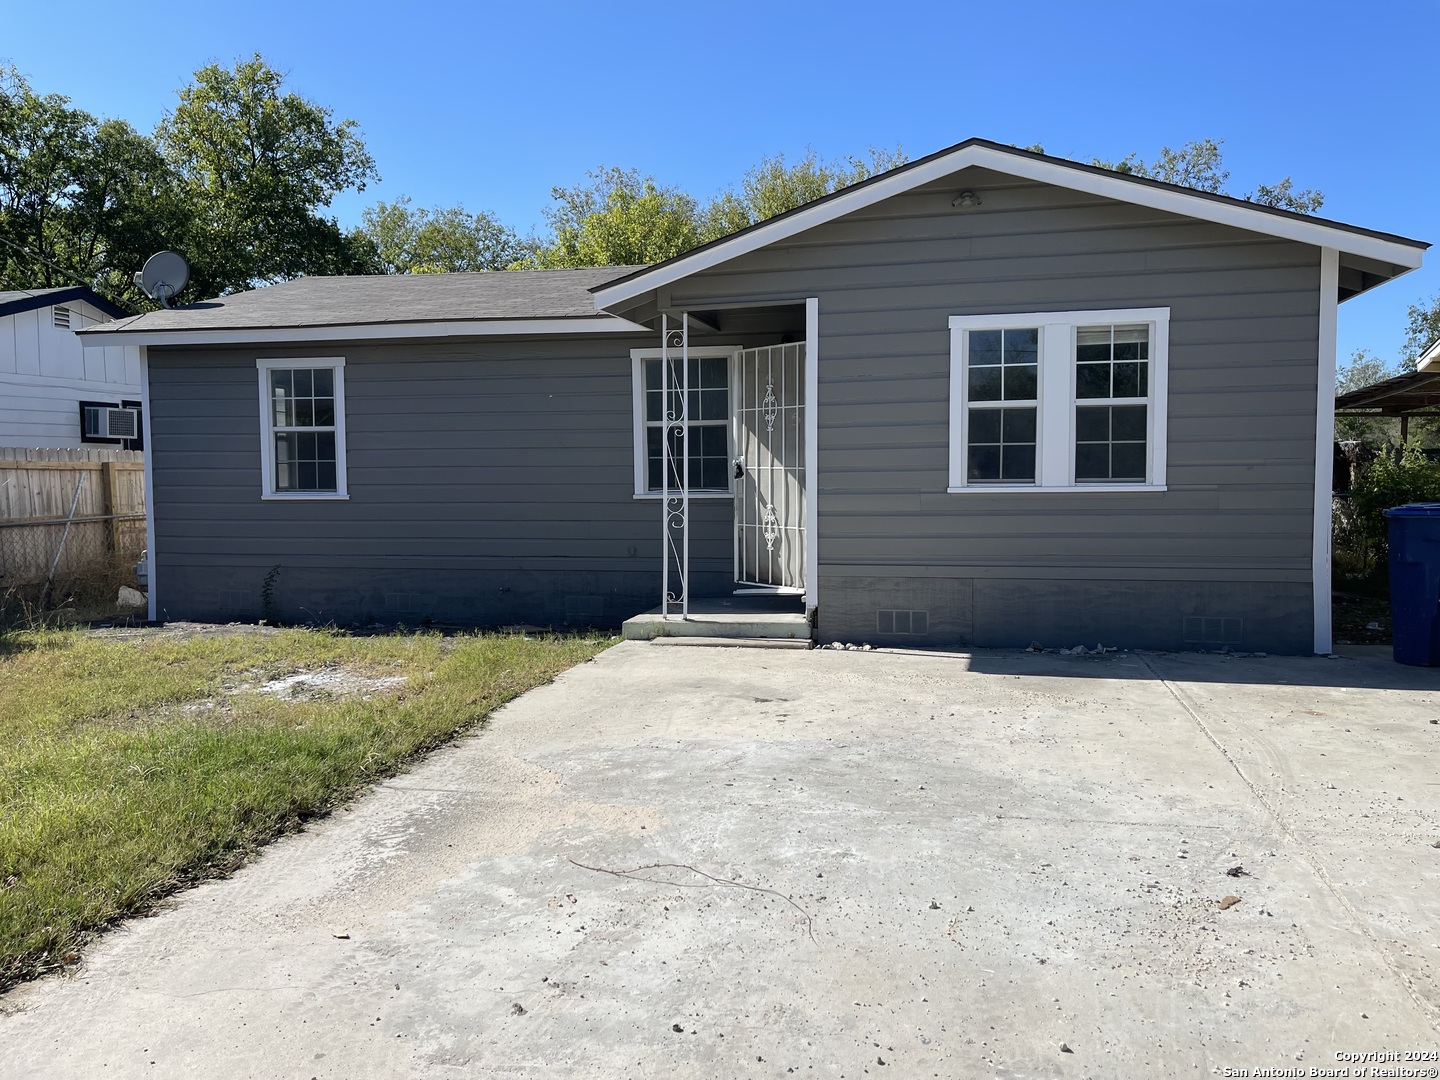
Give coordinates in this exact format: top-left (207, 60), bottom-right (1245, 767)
top-left (5, 1), bottom-right (1437, 364)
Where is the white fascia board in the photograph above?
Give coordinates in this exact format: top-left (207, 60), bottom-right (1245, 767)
top-left (1419, 336), bottom-right (1440, 372)
top-left (75, 316), bottom-right (648, 348)
top-left (591, 145), bottom-right (1425, 310)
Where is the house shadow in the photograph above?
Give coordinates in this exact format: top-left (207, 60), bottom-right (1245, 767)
top-left (866, 643), bottom-right (1440, 694)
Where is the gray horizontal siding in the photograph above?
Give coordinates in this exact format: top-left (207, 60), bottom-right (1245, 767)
top-left (147, 336), bottom-right (733, 625)
top-left (661, 168), bottom-right (1322, 649)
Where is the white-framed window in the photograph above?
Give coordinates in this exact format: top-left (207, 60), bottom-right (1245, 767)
top-left (630, 347), bottom-right (739, 499)
top-left (256, 357), bottom-right (349, 500)
top-left (948, 308), bottom-right (1169, 492)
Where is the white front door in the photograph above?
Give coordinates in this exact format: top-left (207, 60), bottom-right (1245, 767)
top-left (734, 343), bottom-right (807, 593)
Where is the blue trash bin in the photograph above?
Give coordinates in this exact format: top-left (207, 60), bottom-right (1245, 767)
top-left (1384, 503), bottom-right (1440, 666)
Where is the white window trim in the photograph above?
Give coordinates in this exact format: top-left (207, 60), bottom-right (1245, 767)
top-left (629, 346), bottom-right (741, 500)
top-left (256, 356), bottom-right (349, 501)
top-left (947, 307), bottom-right (1169, 493)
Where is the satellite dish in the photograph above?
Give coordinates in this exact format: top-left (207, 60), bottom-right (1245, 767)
top-left (133, 251), bottom-right (190, 308)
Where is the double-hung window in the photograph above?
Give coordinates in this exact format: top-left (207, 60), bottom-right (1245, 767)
top-left (257, 357), bottom-right (348, 499)
top-left (948, 308), bottom-right (1168, 492)
top-left (631, 348), bottom-right (736, 498)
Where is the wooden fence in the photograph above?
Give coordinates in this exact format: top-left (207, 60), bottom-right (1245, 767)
top-left (0, 448), bottom-right (147, 590)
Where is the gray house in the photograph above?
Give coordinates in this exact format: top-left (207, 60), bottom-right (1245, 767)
top-left (80, 139), bottom-right (1427, 654)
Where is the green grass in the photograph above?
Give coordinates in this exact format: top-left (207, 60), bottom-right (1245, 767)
top-left (0, 625), bottom-right (612, 990)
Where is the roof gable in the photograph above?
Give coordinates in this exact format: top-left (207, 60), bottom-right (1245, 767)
top-left (0, 286), bottom-right (129, 320)
top-left (591, 139), bottom-right (1427, 311)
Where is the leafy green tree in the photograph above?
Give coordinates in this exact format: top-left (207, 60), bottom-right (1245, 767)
top-left (357, 196), bottom-right (532, 274)
top-left (522, 167), bottom-right (704, 268)
top-left (1335, 349), bottom-right (1399, 445)
top-left (1401, 293), bottom-right (1440, 370)
top-left (156, 54), bottom-right (378, 296)
top-left (1086, 138), bottom-right (1323, 213)
top-left (700, 146), bottom-right (908, 240)
top-left (1339, 447), bottom-right (1440, 574)
top-left (0, 68), bottom-right (181, 308)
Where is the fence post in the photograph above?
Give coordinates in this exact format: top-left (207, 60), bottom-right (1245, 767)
top-left (100, 460), bottom-right (119, 556)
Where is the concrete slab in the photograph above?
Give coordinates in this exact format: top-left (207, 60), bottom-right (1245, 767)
top-left (623, 599), bottom-right (810, 641)
top-left (3, 645), bottom-right (1438, 1077)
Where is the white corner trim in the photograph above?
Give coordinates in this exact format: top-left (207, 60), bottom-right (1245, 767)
top-left (256, 357), bottom-right (349, 499)
top-left (804, 297), bottom-right (819, 616)
top-left (1313, 248), bottom-right (1339, 655)
top-left (138, 345), bottom-right (157, 622)
top-left (948, 307), bottom-right (1170, 491)
top-left (1419, 335), bottom-right (1440, 372)
top-left (79, 316), bottom-right (648, 348)
top-left (629, 345), bottom-right (741, 498)
top-left (591, 144), bottom-right (1424, 310)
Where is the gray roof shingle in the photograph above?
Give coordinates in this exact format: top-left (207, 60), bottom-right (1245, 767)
top-left (84, 267), bottom-right (645, 334)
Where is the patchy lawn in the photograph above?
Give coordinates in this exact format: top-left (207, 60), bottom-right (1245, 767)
top-left (0, 625), bottom-right (612, 990)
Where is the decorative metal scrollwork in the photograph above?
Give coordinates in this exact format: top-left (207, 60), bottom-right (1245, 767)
top-left (761, 502), bottom-right (779, 552)
top-left (762, 383), bottom-right (778, 434)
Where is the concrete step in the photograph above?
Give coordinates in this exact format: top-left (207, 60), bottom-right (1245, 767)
top-left (646, 636), bottom-right (813, 650)
top-left (622, 605), bottom-right (810, 642)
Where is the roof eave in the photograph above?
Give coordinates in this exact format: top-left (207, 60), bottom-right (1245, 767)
top-left (75, 314), bottom-right (649, 347)
top-left (590, 140), bottom-right (1428, 312)
top-left (0, 286), bottom-right (131, 321)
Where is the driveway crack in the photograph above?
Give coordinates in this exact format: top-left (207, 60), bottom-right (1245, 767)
top-left (1138, 653), bottom-right (1439, 1027)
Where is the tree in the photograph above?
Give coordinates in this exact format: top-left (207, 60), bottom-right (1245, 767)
top-left (0, 68), bottom-right (182, 308)
top-left (1334, 349), bottom-right (1398, 445)
top-left (523, 167), bottom-right (704, 269)
top-left (155, 55), bottom-right (378, 296)
top-left (1401, 293), bottom-right (1440, 370)
top-left (1084, 138), bottom-right (1324, 213)
top-left (525, 147), bottom-right (910, 268)
top-left (357, 197), bottom-right (532, 274)
top-left (699, 146), bottom-right (908, 240)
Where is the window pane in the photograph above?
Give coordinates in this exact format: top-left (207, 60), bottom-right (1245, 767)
top-left (700, 357), bottom-right (726, 387)
top-left (1111, 442), bottom-right (1146, 480)
top-left (645, 358), bottom-right (661, 392)
top-left (314, 399), bottom-right (335, 426)
top-left (1004, 364), bottom-right (1036, 401)
top-left (1138, 363), bottom-right (1149, 397)
top-left (1075, 405), bottom-right (1109, 442)
top-left (1003, 328), bottom-right (1038, 365)
top-left (1001, 444), bottom-right (1035, 481)
top-left (1075, 443), bottom-right (1109, 480)
top-left (293, 369), bottom-right (312, 397)
top-left (969, 330), bottom-right (1002, 366)
top-left (1002, 408), bottom-right (1036, 442)
top-left (315, 432), bottom-right (336, 462)
top-left (1113, 362), bottom-right (1140, 398)
top-left (294, 398), bottom-right (314, 427)
top-left (646, 390), bottom-right (662, 423)
top-left (1112, 405), bottom-right (1147, 441)
top-left (969, 366), bottom-right (1002, 401)
top-left (297, 461), bottom-right (317, 491)
top-left (699, 425), bottom-right (727, 455)
top-left (318, 461), bottom-right (337, 491)
top-left (312, 368), bottom-right (334, 397)
top-left (700, 459), bottom-right (728, 490)
top-left (271, 370), bottom-right (293, 397)
top-left (1076, 363), bottom-right (1110, 399)
top-left (967, 444), bottom-right (1000, 481)
top-left (700, 389), bottom-right (727, 421)
top-left (969, 408), bottom-right (1001, 443)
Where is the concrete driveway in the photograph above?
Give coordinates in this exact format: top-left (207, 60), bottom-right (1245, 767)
top-left (3, 642), bottom-right (1438, 1078)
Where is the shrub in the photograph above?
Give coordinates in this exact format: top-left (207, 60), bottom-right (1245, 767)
top-left (1336, 448), bottom-right (1440, 578)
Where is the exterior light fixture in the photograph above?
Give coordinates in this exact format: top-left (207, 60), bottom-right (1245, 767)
top-left (951, 190), bottom-right (982, 208)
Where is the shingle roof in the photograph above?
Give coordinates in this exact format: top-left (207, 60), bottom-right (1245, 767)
top-left (83, 267), bottom-right (647, 335)
top-left (0, 286), bottom-right (130, 320)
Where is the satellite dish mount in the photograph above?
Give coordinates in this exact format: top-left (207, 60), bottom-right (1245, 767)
top-left (133, 251), bottom-right (190, 309)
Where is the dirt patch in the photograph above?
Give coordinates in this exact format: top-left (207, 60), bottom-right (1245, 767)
top-left (243, 669), bottom-right (408, 701)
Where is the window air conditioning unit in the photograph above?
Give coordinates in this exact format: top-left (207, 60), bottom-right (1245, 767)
top-left (84, 406), bottom-right (140, 440)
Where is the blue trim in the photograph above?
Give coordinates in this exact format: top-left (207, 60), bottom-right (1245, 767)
top-left (0, 286), bottom-right (131, 321)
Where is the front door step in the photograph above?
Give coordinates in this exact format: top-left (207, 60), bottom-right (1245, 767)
top-left (621, 604), bottom-right (810, 643)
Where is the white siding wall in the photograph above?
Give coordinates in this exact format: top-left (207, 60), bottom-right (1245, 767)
top-left (0, 301), bottom-right (142, 448)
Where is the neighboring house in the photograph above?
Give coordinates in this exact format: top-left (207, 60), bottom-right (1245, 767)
top-left (0, 287), bottom-right (143, 449)
top-left (79, 139), bottom-right (1427, 653)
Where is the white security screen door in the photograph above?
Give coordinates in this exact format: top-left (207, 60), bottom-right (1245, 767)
top-left (734, 343), bottom-right (807, 592)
